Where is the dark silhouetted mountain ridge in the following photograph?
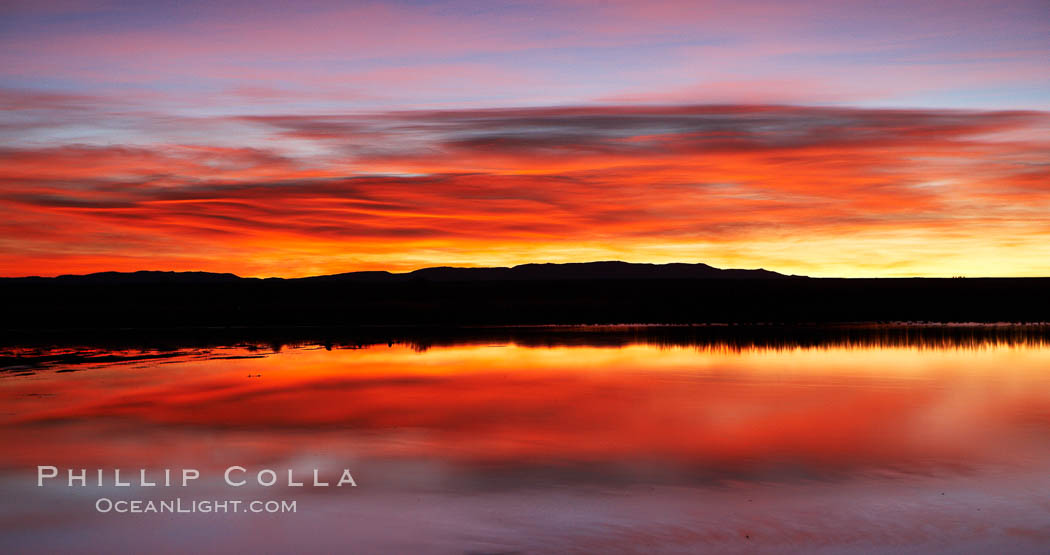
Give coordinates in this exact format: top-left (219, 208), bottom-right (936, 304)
top-left (4, 261), bottom-right (795, 283)
top-left (3, 262), bottom-right (1046, 332)
top-left (6, 270), bottom-right (244, 284)
top-left (304, 261), bottom-right (793, 282)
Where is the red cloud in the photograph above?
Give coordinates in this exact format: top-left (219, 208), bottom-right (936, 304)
top-left (0, 105), bottom-right (1047, 277)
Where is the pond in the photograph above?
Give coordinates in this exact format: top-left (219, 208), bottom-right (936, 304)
top-left (2, 325), bottom-right (1049, 553)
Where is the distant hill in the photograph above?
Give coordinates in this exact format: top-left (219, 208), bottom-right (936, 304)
top-left (4, 262), bottom-right (796, 283)
top-left (4, 270), bottom-right (244, 284)
top-left (302, 261), bottom-right (794, 282)
top-left (1, 262), bottom-right (1048, 331)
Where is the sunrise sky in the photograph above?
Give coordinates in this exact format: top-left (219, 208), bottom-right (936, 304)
top-left (1, 0), bottom-right (1048, 277)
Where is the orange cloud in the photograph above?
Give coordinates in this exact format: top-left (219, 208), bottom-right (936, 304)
top-left (1, 105), bottom-right (1047, 277)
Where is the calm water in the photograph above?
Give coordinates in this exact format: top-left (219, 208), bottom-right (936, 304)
top-left (2, 326), bottom-right (1050, 553)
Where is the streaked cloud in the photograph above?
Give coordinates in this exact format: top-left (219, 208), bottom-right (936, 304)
top-left (1, 103), bottom-right (1046, 277)
top-left (1, 1), bottom-right (1047, 276)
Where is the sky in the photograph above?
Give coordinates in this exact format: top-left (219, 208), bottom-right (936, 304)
top-left (1, 0), bottom-right (1048, 277)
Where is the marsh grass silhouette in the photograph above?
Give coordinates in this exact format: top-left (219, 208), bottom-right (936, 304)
top-left (4, 323), bottom-right (1050, 373)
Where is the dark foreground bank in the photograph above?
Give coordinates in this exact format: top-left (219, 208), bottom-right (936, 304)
top-left (1, 263), bottom-right (1048, 334)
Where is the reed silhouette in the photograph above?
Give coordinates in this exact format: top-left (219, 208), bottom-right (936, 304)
top-left (5, 324), bottom-right (1050, 373)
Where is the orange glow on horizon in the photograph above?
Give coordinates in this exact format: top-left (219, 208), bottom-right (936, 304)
top-left (1, 105), bottom-right (1048, 278)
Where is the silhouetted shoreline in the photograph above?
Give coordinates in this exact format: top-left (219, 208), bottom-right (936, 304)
top-left (2, 263), bottom-right (1048, 339)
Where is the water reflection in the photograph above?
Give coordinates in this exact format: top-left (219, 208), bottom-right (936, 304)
top-left (2, 326), bottom-right (1050, 552)
top-left (5, 323), bottom-right (1050, 373)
